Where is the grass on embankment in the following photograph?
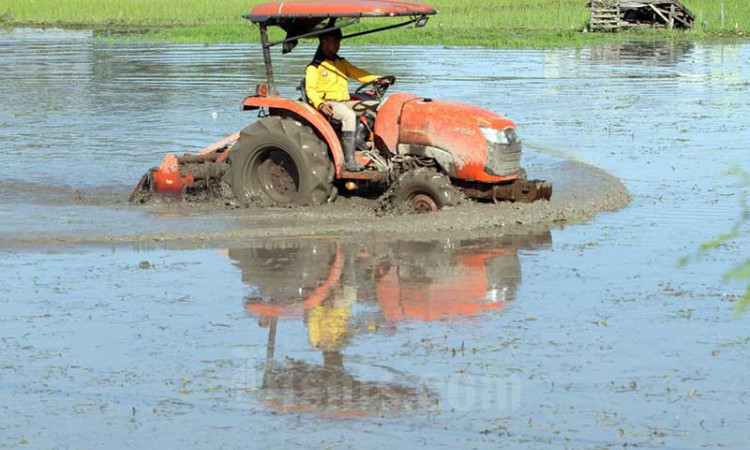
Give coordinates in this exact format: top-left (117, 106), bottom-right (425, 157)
top-left (0, 0), bottom-right (748, 47)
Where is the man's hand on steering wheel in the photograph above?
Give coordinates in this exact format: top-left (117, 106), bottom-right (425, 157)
top-left (355, 75), bottom-right (396, 100)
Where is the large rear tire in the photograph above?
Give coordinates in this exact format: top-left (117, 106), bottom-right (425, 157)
top-left (228, 117), bottom-right (333, 206)
top-left (379, 168), bottom-right (462, 214)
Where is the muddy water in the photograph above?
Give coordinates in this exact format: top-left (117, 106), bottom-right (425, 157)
top-left (2, 28), bottom-right (750, 448)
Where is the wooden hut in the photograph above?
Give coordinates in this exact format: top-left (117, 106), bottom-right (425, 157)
top-left (589, 0), bottom-right (695, 31)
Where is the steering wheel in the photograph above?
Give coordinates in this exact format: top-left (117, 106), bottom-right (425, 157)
top-left (354, 75), bottom-right (396, 101)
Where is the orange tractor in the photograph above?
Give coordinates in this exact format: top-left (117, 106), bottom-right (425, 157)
top-left (131, 0), bottom-right (551, 212)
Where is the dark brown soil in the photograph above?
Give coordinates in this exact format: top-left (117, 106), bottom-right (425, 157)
top-left (11, 157), bottom-right (629, 249)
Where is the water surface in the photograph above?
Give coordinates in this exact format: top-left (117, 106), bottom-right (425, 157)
top-left (1, 29), bottom-right (749, 448)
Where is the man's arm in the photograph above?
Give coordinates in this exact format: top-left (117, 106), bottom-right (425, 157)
top-left (342, 59), bottom-right (380, 84)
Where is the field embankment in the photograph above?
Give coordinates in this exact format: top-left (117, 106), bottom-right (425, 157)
top-left (0, 0), bottom-right (748, 46)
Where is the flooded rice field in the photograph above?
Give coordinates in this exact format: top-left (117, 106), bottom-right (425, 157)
top-left (1, 28), bottom-right (749, 448)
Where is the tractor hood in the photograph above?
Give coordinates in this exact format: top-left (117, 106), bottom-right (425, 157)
top-left (375, 94), bottom-right (522, 183)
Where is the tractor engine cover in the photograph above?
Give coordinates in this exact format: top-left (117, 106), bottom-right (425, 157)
top-left (376, 96), bottom-right (522, 183)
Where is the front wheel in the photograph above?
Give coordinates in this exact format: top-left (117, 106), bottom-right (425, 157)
top-left (228, 117), bottom-right (333, 206)
top-left (378, 168), bottom-right (462, 214)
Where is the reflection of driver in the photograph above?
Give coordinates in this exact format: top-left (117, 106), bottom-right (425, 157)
top-left (305, 28), bottom-right (391, 171)
top-left (307, 285), bottom-right (356, 353)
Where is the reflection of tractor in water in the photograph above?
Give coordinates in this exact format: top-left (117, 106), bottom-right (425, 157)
top-left (375, 242), bottom-right (519, 321)
top-left (227, 233), bottom-right (551, 416)
top-left (232, 240), bottom-right (431, 416)
top-left (233, 233), bottom-right (552, 324)
top-left (131, 0), bottom-right (551, 213)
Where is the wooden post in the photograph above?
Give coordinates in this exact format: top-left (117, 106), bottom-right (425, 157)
top-left (590, 0), bottom-right (620, 32)
top-left (669, 4), bottom-right (675, 29)
top-left (721, 3), bottom-right (725, 29)
top-left (648, 4), bottom-right (670, 26)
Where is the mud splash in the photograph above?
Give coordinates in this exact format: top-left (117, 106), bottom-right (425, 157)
top-left (1, 151), bottom-right (629, 249)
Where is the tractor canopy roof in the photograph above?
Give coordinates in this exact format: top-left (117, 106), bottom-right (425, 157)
top-left (245, 0), bottom-right (437, 54)
top-left (247, 0), bottom-right (437, 24)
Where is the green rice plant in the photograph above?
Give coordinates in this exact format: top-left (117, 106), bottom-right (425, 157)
top-left (0, 0), bottom-right (250, 26)
top-left (688, 0), bottom-right (750, 33)
top-left (0, 0), bottom-right (748, 45)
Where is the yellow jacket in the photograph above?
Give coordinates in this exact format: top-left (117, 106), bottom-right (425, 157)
top-left (307, 304), bottom-right (350, 351)
top-left (305, 58), bottom-right (380, 109)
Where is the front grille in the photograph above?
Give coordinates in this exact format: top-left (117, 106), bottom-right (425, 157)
top-left (485, 138), bottom-right (522, 177)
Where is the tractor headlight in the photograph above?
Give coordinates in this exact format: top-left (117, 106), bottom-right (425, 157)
top-left (480, 127), bottom-right (510, 145)
top-left (485, 286), bottom-right (509, 303)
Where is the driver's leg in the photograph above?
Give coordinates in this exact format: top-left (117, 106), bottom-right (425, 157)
top-left (327, 101), bottom-right (357, 133)
top-left (326, 101), bottom-right (362, 172)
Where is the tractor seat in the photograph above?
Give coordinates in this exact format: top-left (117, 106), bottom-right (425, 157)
top-left (297, 78), bottom-right (342, 129)
top-left (297, 78), bottom-right (309, 105)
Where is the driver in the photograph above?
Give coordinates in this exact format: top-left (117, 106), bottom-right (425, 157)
top-left (305, 28), bottom-right (392, 172)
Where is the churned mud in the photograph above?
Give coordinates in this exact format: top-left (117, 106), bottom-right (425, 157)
top-left (1, 152), bottom-right (630, 249)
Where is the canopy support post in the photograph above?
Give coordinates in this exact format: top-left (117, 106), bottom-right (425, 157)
top-left (259, 24), bottom-right (278, 95)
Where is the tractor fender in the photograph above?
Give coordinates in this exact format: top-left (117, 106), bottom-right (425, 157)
top-left (242, 96), bottom-right (346, 176)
